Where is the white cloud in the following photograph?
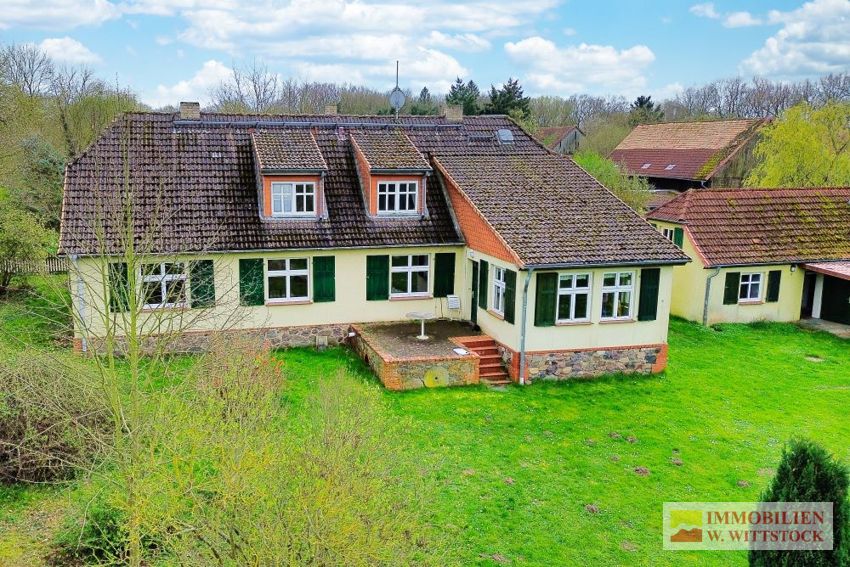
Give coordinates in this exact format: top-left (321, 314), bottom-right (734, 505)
top-left (742, 0), bottom-right (850, 77)
top-left (723, 11), bottom-right (762, 27)
top-left (0, 0), bottom-right (120, 30)
top-left (690, 2), bottom-right (720, 19)
top-left (563, 27), bottom-right (577, 36)
top-left (427, 31), bottom-right (491, 52)
top-left (145, 59), bottom-right (233, 108)
top-left (38, 36), bottom-right (101, 64)
top-left (504, 36), bottom-right (655, 95)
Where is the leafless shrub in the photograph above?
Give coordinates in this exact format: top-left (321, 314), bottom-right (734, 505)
top-left (0, 346), bottom-right (110, 482)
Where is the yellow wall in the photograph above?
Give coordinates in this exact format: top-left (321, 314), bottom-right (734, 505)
top-left (467, 250), bottom-right (674, 351)
top-left (72, 244), bottom-right (678, 353)
top-left (651, 221), bottom-right (805, 324)
top-left (72, 246), bottom-right (468, 339)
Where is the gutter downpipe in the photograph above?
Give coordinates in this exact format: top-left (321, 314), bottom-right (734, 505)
top-left (518, 268), bottom-right (535, 386)
top-left (70, 255), bottom-right (87, 353)
top-left (703, 267), bottom-right (721, 326)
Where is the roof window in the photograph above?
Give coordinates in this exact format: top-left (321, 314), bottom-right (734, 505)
top-left (497, 128), bottom-right (515, 145)
top-left (665, 164), bottom-right (676, 170)
top-left (641, 163), bottom-right (652, 169)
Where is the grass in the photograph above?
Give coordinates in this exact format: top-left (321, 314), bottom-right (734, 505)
top-left (2, 277), bottom-right (849, 566)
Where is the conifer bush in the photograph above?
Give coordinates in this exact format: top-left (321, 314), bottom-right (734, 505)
top-left (749, 439), bottom-right (849, 566)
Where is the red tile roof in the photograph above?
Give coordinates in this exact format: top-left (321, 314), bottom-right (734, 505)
top-left (611, 119), bottom-right (765, 181)
top-left (647, 187), bottom-right (850, 266)
top-left (804, 261), bottom-right (850, 281)
top-left (349, 128), bottom-right (430, 171)
top-left (535, 126), bottom-right (579, 150)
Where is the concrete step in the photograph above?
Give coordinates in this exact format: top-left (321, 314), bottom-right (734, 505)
top-left (462, 338), bottom-right (496, 349)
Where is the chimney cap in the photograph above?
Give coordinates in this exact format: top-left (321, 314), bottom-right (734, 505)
top-left (179, 101), bottom-right (201, 120)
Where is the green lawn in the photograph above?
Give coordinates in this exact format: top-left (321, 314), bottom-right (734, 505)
top-left (2, 277), bottom-right (849, 565)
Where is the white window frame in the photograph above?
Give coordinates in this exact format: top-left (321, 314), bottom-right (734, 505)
top-left (662, 228), bottom-right (675, 242)
top-left (390, 254), bottom-right (430, 297)
top-left (270, 182), bottom-right (316, 217)
top-left (266, 258), bottom-right (310, 303)
top-left (377, 181), bottom-right (418, 215)
top-left (492, 267), bottom-right (506, 315)
top-left (739, 272), bottom-right (763, 303)
top-left (557, 273), bottom-right (592, 322)
top-left (601, 271), bottom-right (635, 320)
top-left (141, 262), bottom-right (187, 309)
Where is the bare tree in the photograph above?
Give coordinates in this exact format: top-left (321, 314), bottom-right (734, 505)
top-left (0, 43), bottom-right (55, 97)
top-left (210, 60), bottom-right (281, 113)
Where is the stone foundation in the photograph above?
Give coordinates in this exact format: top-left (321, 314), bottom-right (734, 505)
top-left (350, 325), bottom-right (479, 390)
top-left (526, 344), bottom-right (668, 380)
top-left (74, 323), bottom-right (350, 355)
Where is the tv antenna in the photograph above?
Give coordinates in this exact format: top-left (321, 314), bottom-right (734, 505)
top-left (388, 61), bottom-right (406, 119)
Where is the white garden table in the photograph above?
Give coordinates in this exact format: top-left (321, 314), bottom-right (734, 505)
top-left (406, 311), bottom-right (436, 340)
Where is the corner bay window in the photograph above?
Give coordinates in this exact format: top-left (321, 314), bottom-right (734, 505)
top-left (739, 272), bottom-right (762, 302)
top-left (141, 262), bottom-right (187, 308)
top-left (391, 254), bottom-right (429, 296)
top-left (557, 273), bottom-right (591, 322)
top-left (378, 181), bottom-right (417, 214)
top-left (267, 258), bottom-right (309, 301)
top-left (601, 271), bottom-right (634, 319)
top-left (271, 182), bottom-right (315, 216)
top-left (492, 267), bottom-right (506, 314)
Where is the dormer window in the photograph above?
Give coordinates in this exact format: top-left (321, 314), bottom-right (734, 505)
top-left (271, 182), bottom-right (316, 217)
top-left (377, 181), bottom-right (418, 214)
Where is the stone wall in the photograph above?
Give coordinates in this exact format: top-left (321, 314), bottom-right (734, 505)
top-left (526, 344), bottom-right (668, 381)
top-left (75, 323), bottom-right (350, 355)
top-left (350, 327), bottom-right (479, 391)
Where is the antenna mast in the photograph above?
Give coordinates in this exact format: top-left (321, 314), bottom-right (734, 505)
top-left (388, 60), bottom-right (406, 119)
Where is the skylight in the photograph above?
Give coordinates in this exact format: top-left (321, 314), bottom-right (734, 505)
top-left (665, 164), bottom-right (676, 170)
top-left (497, 129), bottom-right (514, 145)
top-left (641, 163), bottom-right (651, 169)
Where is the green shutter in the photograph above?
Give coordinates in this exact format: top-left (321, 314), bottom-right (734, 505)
top-left (239, 258), bottom-right (264, 306)
top-left (723, 272), bottom-right (741, 305)
top-left (108, 262), bottom-right (129, 313)
top-left (673, 227), bottom-right (684, 248)
top-left (478, 260), bottom-right (488, 310)
top-left (189, 260), bottom-right (215, 308)
top-left (637, 267), bottom-right (660, 321)
top-left (766, 270), bottom-right (781, 303)
top-left (534, 272), bottom-right (557, 327)
top-left (366, 255), bottom-right (389, 301)
top-left (434, 252), bottom-right (456, 298)
top-left (504, 269), bottom-right (517, 324)
top-left (313, 256), bottom-right (336, 303)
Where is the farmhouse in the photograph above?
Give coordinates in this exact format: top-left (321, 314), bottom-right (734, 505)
top-left (59, 103), bottom-right (688, 389)
top-left (534, 125), bottom-right (583, 155)
top-left (611, 119), bottom-right (767, 209)
top-left (647, 187), bottom-right (850, 326)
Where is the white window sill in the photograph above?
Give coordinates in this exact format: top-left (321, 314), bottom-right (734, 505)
top-left (267, 215), bottom-right (318, 220)
top-left (142, 304), bottom-right (188, 312)
top-left (599, 317), bottom-right (635, 325)
top-left (389, 294), bottom-right (432, 301)
top-left (266, 299), bottom-right (312, 306)
top-left (738, 300), bottom-right (764, 305)
top-left (487, 308), bottom-right (505, 320)
top-left (556, 320), bottom-right (592, 327)
top-left (376, 212), bottom-right (421, 218)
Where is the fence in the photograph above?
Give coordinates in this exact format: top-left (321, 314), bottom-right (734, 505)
top-left (0, 256), bottom-right (69, 275)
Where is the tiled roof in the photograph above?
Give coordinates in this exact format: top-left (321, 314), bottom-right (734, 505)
top-left (611, 119), bottom-right (765, 181)
top-left (349, 128), bottom-right (430, 171)
top-left (535, 126), bottom-right (578, 150)
top-left (647, 187), bottom-right (850, 266)
top-left (435, 153), bottom-right (689, 267)
top-left (804, 261), bottom-right (850, 281)
top-left (251, 129), bottom-right (328, 171)
top-left (59, 111), bottom-right (688, 268)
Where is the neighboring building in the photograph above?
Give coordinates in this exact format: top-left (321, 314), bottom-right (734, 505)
top-left (59, 103), bottom-right (688, 388)
top-left (535, 126), bottom-right (583, 155)
top-left (647, 187), bottom-right (850, 326)
top-left (610, 119), bottom-right (767, 209)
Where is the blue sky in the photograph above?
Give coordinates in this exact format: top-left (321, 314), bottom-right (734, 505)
top-left (1, 0), bottom-right (848, 108)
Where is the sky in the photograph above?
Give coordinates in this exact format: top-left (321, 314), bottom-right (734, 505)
top-left (1, 0), bottom-right (848, 108)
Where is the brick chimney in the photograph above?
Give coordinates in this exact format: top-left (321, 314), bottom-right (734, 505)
top-left (179, 101), bottom-right (201, 120)
top-left (324, 104), bottom-right (338, 115)
top-left (444, 104), bottom-right (463, 122)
